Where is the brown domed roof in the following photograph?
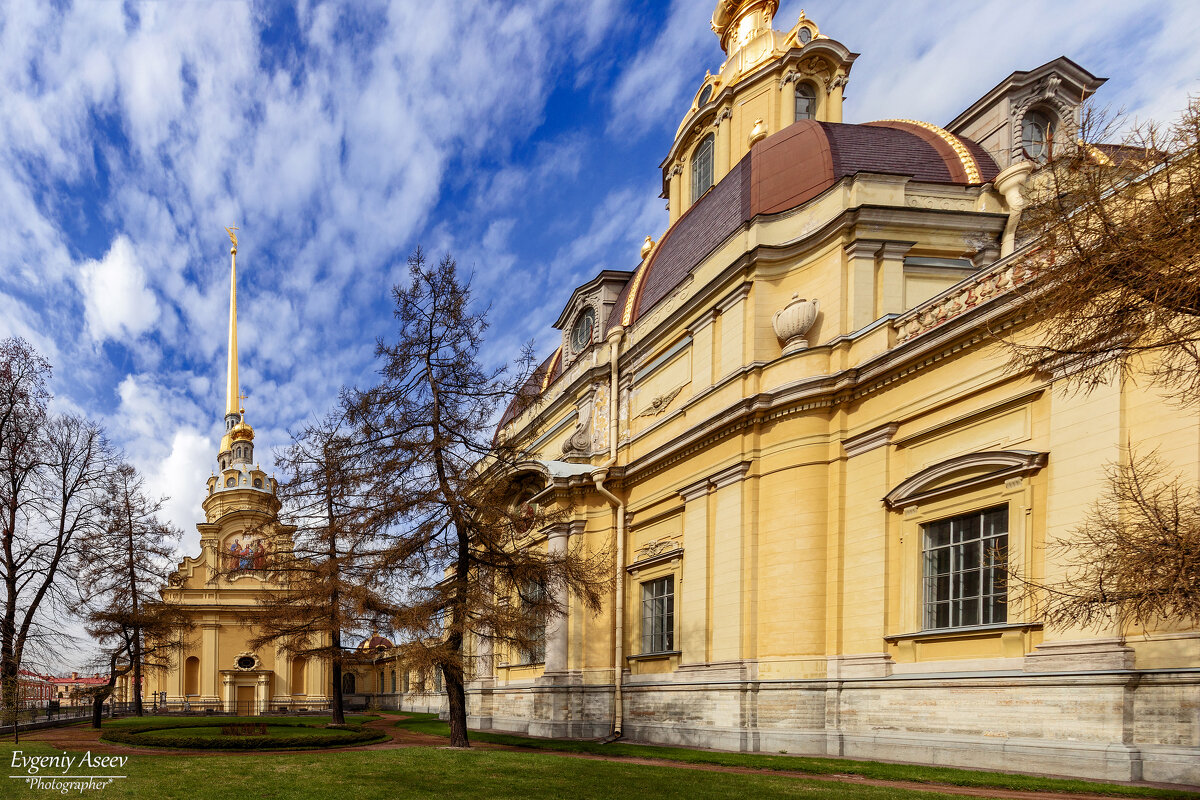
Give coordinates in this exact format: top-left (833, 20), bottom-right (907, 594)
top-left (610, 119), bottom-right (999, 331)
top-left (497, 119), bottom-right (999, 434)
top-left (358, 635), bottom-right (393, 651)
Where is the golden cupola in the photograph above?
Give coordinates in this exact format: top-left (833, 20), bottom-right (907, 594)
top-left (661, 4), bottom-right (857, 224)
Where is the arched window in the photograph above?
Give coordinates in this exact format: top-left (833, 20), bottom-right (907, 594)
top-left (691, 133), bottom-right (715, 204)
top-left (794, 83), bottom-right (816, 121)
top-left (1021, 110), bottom-right (1057, 162)
top-left (390, 670), bottom-right (396, 693)
top-left (184, 656), bottom-right (200, 696)
top-left (342, 673), bottom-right (356, 694)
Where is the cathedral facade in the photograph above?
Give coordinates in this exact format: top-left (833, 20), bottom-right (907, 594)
top-left (145, 233), bottom-right (330, 714)
top-left (448, 1), bottom-right (1200, 784)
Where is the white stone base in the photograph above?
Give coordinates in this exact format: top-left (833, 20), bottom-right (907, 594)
top-left (465, 668), bottom-right (1200, 786)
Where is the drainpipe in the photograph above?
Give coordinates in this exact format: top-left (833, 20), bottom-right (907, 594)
top-left (593, 469), bottom-right (625, 738)
top-left (595, 324), bottom-right (626, 738)
top-left (607, 326), bottom-right (623, 461)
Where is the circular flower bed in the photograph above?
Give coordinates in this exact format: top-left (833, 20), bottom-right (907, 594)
top-left (100, 719), bottom-right (387, 750)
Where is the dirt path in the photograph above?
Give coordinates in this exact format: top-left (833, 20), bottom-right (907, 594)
top-left (16, 715), bottom-right (1193, 800)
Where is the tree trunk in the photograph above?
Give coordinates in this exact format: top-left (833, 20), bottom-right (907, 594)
top-left (91, 694), bottom-right (105, 729)
top-left (444, 663), bottom-right (468, 747)
top-left (331, 659), bottom-right (345, 725)
top-left (1, 654), bottom-right (18, 744)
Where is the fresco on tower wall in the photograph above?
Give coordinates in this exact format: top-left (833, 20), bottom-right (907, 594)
top-left (224, 534), bottom-right (273, 572)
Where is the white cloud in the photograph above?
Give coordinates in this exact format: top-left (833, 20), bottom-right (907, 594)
top-left (78, 235), bottom-right (159, 343)
top-left (148, 428), bottom-right (214, 552)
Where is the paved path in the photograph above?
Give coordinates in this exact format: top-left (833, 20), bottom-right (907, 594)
top-left (16, 714), bottom-right (1194, 800)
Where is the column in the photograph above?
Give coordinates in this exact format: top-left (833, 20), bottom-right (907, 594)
top-left (678, 479), bottom-right (711, 664)
top-left (544, 526), bottom-right (569, 674)
top-left (844, 241), bottom-right (881, 332)
top-left (877, 242), bottom-right (914, 317)
top-left (716, 285), bottom-right (751, 379)
top-left (202, 623), bottom-right (219, 701)
top-left (222, 676), bottom-right (234, 713)
top-left (273, 644), bottom-right (289, 705)
top-left (688, 310), bottom-right (718, 391)
top-left (710, 465), bottom-right (747, 662)
top-left (257, 675), bottom-right (270, 714)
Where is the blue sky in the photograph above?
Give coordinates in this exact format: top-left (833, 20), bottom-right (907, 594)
top-left (2, 0), bottom-right (1198, 557)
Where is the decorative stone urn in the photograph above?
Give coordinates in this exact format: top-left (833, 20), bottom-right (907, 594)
top-left (772, 293), bottom-right (820, 354)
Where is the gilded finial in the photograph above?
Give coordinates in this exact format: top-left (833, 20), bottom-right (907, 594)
top-left (225, 225), bottom-right (239, 254)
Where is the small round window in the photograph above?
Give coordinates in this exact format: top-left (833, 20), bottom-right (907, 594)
top-left (236, 655), bottom-right (256, 670)
top-left (253, 478), bottom-right (263, 488)
top-left (571, 307), bottom-right (595, 352)
top-left (796, 27), bottom-right (812, 44)
top-left (225, 476), bottom-right (236, 487)
top-left (698, 83), bottom-right (713, 106)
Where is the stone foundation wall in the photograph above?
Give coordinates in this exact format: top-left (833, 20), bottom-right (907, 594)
top-left (465, 670), bottom-right (1200, 785)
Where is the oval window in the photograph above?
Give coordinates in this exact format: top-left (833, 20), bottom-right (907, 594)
top-left (1021, 111), bottom-right (1057, 162)
top-left (225, 476), bottom-right (236, 487)
top-left (571, 307), bottom-right (595, 352)
top-left (236, 655), bottom-right (256, 670)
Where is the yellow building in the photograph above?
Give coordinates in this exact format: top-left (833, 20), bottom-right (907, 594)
top-left (145, 232), bottom-right (329, 714)
top-left (455, 1), bottom-right (1200, 784)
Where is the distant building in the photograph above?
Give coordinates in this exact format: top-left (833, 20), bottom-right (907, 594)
top-left (51, 672), bottom-right (109, 704)
top-left (15, 670), bottom-right (55, 706)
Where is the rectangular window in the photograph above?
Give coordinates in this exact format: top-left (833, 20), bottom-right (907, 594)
top-left (923, 506), bottom-right (1008, 630)
top-left (641, 576), bottom-right (675, 653)
top-left (517, 581), bottom-right (546, 665)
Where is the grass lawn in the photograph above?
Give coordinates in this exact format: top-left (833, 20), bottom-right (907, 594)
top-left (103, 714), bottom-right (377, 729)
top-left (394, 714), bottom-right (1200, 800)
top-left (0, 739), bottom-right (998, 799)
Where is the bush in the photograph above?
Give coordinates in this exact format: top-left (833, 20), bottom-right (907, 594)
top-left (100, 720), bottom-right (386, 750)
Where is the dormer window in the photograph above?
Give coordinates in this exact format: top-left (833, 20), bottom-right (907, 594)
top-left (691, 133), bottom-right (714, 203)
top-left (795, 83), bottom-right (816, 121)
top-left (570, 306), bottom-right (595, 354)
top-left (225, 476), bottom-right (236, 487)
top-left (1021, 110), bottom-right (1057, 163)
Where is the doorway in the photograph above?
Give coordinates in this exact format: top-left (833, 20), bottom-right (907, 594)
top-left (235, 685), bottom-right (255, 714)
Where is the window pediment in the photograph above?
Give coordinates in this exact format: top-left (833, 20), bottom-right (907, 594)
top-left (883, 449), bottom-right (1046, 510)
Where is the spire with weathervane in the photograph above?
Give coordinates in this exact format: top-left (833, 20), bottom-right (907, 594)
top-left (217, 226), bottom-right (255, 472)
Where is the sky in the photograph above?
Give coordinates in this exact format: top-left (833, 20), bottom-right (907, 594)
top-left (1, 0), bottom-right (1198, 648)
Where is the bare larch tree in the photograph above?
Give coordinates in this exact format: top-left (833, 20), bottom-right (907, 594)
top-left (76, 462), bottom-right (190, 722)
top-left (349, 249), bottom-right (606, 748)
top-left (1007, 100), bottom-right (1200, 400)
top-left (249, 411), bottom-right (390, 725)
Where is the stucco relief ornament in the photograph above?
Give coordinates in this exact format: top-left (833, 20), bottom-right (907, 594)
top-left (561, 401), bottom-right (593, 459)
top-left (772, 294), bottom-right (820, 354)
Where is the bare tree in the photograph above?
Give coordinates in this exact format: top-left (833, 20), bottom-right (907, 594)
top-left (350, 249), bottom-right (607, 747)
top-left (1011, 451), bottom-right (1200, 632)
top-left (0, 340), bottom-right (114, 739)
top-left (76, 463), bottom-right (189, 720)
top-left (249, 411), bottom-right (389, 725)
top-left (1006, 99), bottom-right (1200, 400)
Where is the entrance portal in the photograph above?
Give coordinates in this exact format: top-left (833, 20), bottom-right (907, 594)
top-left (235, 685), bottom-right (255, 715)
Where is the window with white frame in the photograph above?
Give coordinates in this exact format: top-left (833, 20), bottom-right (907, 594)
top-left (641, 575), bottom-right (675, 653)
top-left (794, 83), bottom-right (816, 121)
top-left (923, 506), bottom-right (1007, 629)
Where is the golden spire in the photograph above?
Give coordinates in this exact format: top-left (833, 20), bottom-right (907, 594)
top-left (224, 226), bottom-right (240, 418)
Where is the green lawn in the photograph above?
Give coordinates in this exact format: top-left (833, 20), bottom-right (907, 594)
top-left (0, 740), bottom-right (995, 800)
top-left (394, 714), bottom-right (1200, 800)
